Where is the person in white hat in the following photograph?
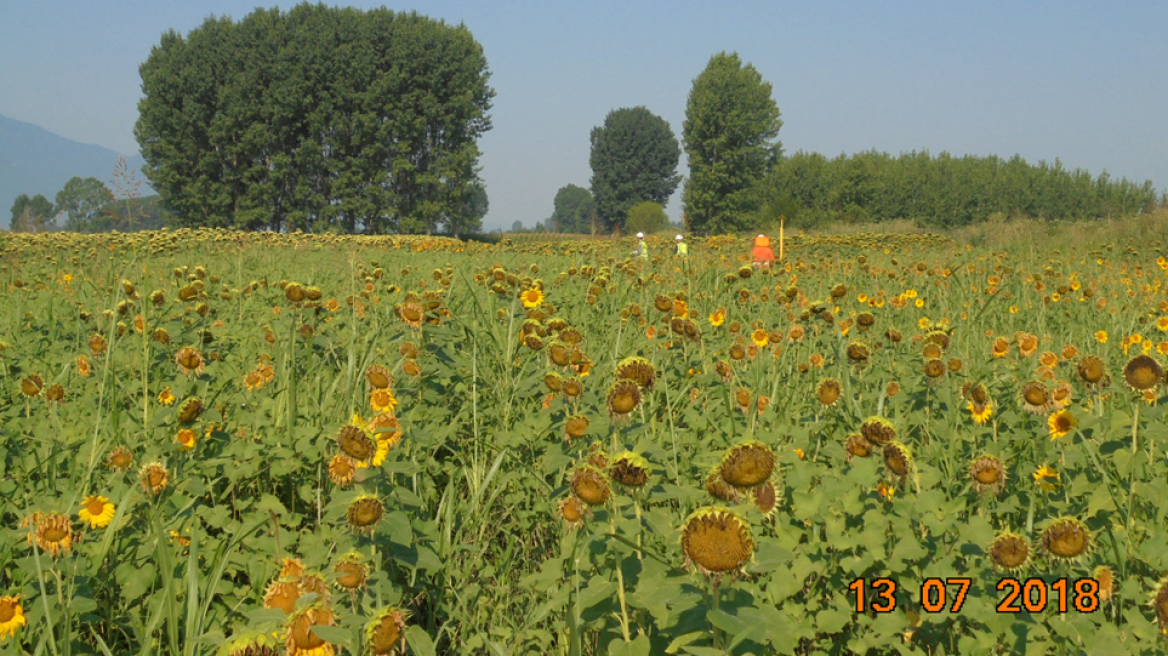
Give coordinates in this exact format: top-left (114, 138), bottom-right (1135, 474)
top-left (634, 232), bottom-right (648, 260)
top-left (674, 233), bottom-right (688, 256)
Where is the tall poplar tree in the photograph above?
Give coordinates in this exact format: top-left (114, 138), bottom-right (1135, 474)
top-left (682, 52), bottom-right (782, 234)
top-left (589, 107), bottom-right (680, 233)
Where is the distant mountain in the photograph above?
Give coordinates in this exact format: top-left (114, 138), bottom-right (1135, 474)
top-left (0, 114), bottom-right (148, 228)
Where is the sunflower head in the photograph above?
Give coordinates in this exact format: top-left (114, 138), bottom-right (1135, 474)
top-left (615, 356), bottom-right (656, 390)
top-left (882, 441), bottom-right (913, 481)
top-left (220, 630), bottom-right (282, 656)
top-left (33, 512), bottom-right (74, 557)
top-left (1047, 408), bottom-right (1077, 440)
top-left (970, 455), bottom-right (1006, 496)
top-left (606, 379), bottom-right (642, 419)
top-left (333, 553), bottom-right (368, 590)
top-left (1123, 354), bottom-right (1162, 391)
top-left (78, 495), bottom-right (116, 529)
top-left (1077, 355), bottom-right (1106, 385)
top-left (285, 604), bottom-right (335, 656)
top-left (560, 377), bottom-right (584, 399)
top-left (816, 378), bottom-right (842, 407)
top-left (107, 446), bottom-right (133, 472)
top-left (924, 330), bottom-right (951, 349)
top-left (564, 415), bottom-right (589, 442)
top-left (1041, 517), bottom-right (1091, 561)
top-left (844, 434), bottom-right (872, 459)
top-left (346, 495), bottom-right (384, 533)
top-left (569, 465), bottom-right (610, 506)
top-left (328, 455), bottom-right (357, 488)
top-left (1020, 381), bottom-right (1051, 414)
top-left (608, 451), bottom-right (651, 488)
top-left (749, 480), bottom-right (779, 518)
top-left (547, 342), bottom-right (571, 367)
top-left (557, 495), bottom-right (587, 528)
top-left (922, 342), bottom-right (943, 359)
top-left (365, 606), bottom-right (411, 656)
top-left (884, 328), bottom-right (902, 344)
top-left (846, 340), bottom-right (871, 365)
top-left (19, 374), bottom-right (44, 398)
top-left (1152, 574), bottom-right (1168, 636)
top-left (859, 416), bottom-right (896, 446)
top-left (175, 347), bottom-right (205, 376)
top-left (263, 579), bottom-right (301, 614)
top-left (705, 465), bottom-right (741, 502)
top-left (139, 462), bottom-right (170, 496)
top-left (364, 365), bottom-right (393, 390)
top-left (921, 358), bottom-right (944, 381)
top-left (988, 530), bottom-right (1031, 572)
top-left (1094, 565), bottom-right (1115, 603)
top-left (719, 440), bottom-right (775, 488)
top-left (680, 507), bottom-right (754, 574)
top-left (177, 397), bottom-right (204, 424)
top-left (337, 425), bottom-right (376, 463)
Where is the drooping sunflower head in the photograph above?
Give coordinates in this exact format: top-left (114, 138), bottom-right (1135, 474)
top-left (139, 461), bottom-right (170, 496)
top-left (606, 379), bottom-right (642, 419)
top-left (846, 340), bottom-right (871, 365)
top-left (586, 442), bottom-right (609, 469)
top-left (177, 397), bottom-right (204, 424)
top-left (1041, 517), bottom-right (1091, 561)
top-left (991, 337), bottom-right (1010, 358)
top-left (1152, 574), bottom-right (1168, 636)
top-left (1020, 380), bottom-right (1051, 414)
top-left (844, 434), bottom-right (872, 459)
top-left (882, 441), bottom-right (913, 481)
top-left (328, 455), bottom-right (357, 488)
top-left (285, 604), bottom-right (336, 656)
top-left (279, 557), bottom-right (305, 579)
top-left (608, 451), bottom-right (651, 488)
top-left (263, 579), bottom-right (301, 614)
top-left (859, 416), bottom-right (896, 446)
top-left (337, 425), bottom-right (376, 463)
top-left (19, 374), bottom-right (44, 398)
top-left (719, 440), bottom-right (775, 488)
top-left (615, 356), bottom-right (656, 390)
top-left (557, 495), bottom-right (587, 529)
top-left (970, 455), bottom-right (1006, 496)
top-left (680, 507), bottom-right (754, 574)
top-left (856, 312), bottom-right (875, 330)
top-left (1123, 354), bottom-right (1162, 391)
top-left (988, 530), bottom-right (1031, 572)
top-left (33, 512), bottom-right (73, 557)
top-left (923, 358), bottom-right (946, 381)
top-left (365, 606), bottom-right (411, 656)
top-left (816, 378), bottom-right (842, 407)
top-left (564, 415), bottom-right (589, 442)
top-left (346, 495), bottom-right (384, 533)
top-left (1077, 355), bottom-right (1106, 385)
top-left (921, 342), bottom-right (943, 360)
top-left (547, 341), bottom-right (571, 367)
top-left (1018, 333), bottom-right (1039, 357)
top-left (653, 294), bottom-right (673, 313)
top-left (924, 330), bottom-right (951, 350)
top-left (543, 371), bottom-right (563, 392)
top-left (884, 327), bottom-right (902, 344)
top-left (107, 446), bottom-right (133, 472)
top-left (560, 377), bottom-right (584, 399)
top-left (749, 480), bottom-right (779, 519)
top-left (705, 465), bottom-right (740, 502)
top-left (398, 301), bottom-right (424, 329)
top-left (569, 465), bottom-right (610, 506)
top-left (1094, 565), bottom-right (1115, 603)
top-left (175, 346), bottom-right (205, 376)
top-left (333, 553), bottom-right (368, 591)
top-left (364, 365), bottom-right (393, 390)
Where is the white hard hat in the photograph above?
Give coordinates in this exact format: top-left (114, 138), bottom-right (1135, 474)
top-left (636, 232), bottom-right (644, 238)
top-left (758, 234), bottom-right (765, 238)
top-left (675, 234), bottom-right (683, 240)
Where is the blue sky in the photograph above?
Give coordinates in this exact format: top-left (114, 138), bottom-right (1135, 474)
top-left (2, 1), bottom-right (1166, 230)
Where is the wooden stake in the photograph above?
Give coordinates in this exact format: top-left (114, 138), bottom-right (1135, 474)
top-left (779, 215), bottom-right (785, 261)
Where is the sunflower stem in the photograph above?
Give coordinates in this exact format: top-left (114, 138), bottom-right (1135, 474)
top-left (609, 510), bottom-right (632, 643)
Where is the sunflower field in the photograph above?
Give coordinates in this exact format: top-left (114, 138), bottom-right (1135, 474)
top-left (1, 227), bottom-right (1167, 656)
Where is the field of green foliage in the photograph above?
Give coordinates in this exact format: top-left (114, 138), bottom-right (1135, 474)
top-left (0, 227), bottom-right (1166, 656)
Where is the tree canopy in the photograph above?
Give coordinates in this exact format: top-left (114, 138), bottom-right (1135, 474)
top-left (625, 201), bottom-right (669, 235)
top-left (55, 177), bottom-right (115, 232)
top-left (9, 194), bottom-right (55, 233)
top-left (547, 184), bottom-right (597, 234)
top-left (589, 107), bottom-right (680, 233)
top-left (682, 52), bottom-right (782, 235)
top-left (135, 3), bottom-right (494, 234)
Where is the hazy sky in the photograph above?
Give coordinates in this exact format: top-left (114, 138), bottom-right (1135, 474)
top-left (3, 1), bottom-right (1166, 230)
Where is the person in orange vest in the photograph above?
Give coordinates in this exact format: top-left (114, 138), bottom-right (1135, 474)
top-left (752, 234), bottom-right (775, 267)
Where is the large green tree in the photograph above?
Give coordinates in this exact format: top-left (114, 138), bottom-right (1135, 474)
top-left (135, 3), bottom-right (493, 234)
top-left (682, 52), bottom-right (782, 234)
top-left (55, 177), bottom-right (114, 232)
top-left (9, 194), bottom-right (55, 232)
top-left (547, 184), bottom-right (597, 234)
top-left (589, 107), bottom-right (680, 233)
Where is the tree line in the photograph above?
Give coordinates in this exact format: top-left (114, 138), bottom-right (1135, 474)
top-left (8, 159), bottom-right (165, 233)
top-left (547, 51), bottom-right (1160, 236)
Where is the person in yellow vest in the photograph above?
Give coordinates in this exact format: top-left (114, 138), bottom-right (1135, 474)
top-left (634, 232), bottom-right (649, 259)
top-left (674, 234), bottom-right (688, 256)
